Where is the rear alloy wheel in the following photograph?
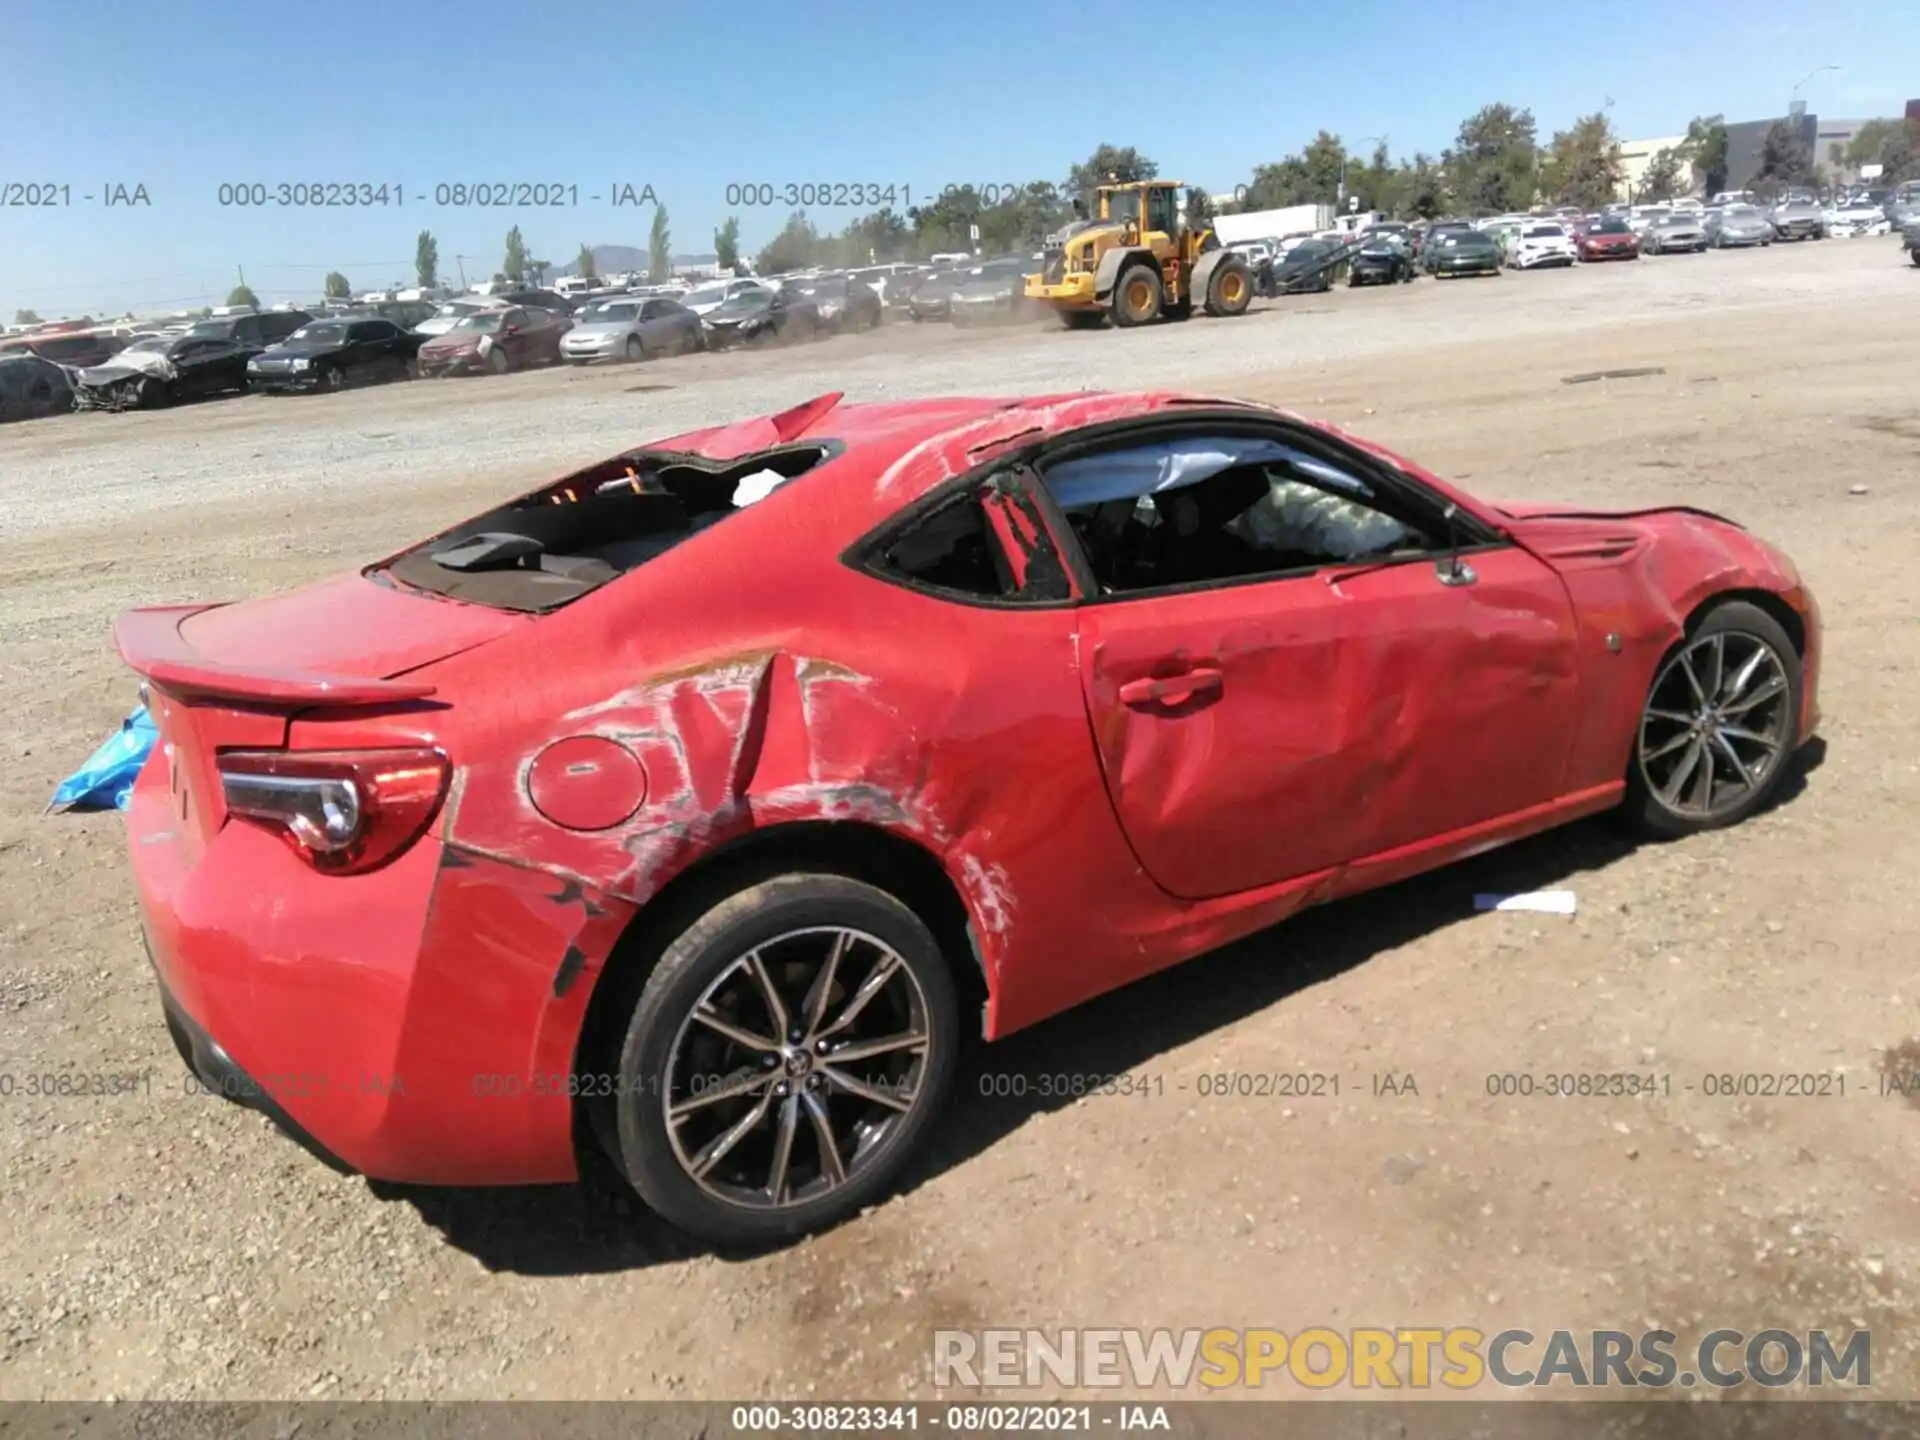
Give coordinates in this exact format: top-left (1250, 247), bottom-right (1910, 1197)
top-left (1621, 602), bottom-right (1801, 838)
top-left (1111, 264), bottom-right (1163, 326)
top-left (614, 874), bottom-right (959, 1245)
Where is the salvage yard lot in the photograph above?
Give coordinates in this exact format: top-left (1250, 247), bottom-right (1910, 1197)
top-left (1, 238), bottom-right (1916, 1400)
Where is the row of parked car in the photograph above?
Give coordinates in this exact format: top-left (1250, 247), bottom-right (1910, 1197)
top-left (0, 252), bottom-right (1068, 420)
top-left (1237, 184), bottom-right (1920, 301)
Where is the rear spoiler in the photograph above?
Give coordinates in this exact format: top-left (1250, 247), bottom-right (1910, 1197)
top-left (114, 604), bottom-right (437, 707)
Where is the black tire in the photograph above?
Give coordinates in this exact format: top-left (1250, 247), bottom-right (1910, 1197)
top-left (485, 346), bottom-right (510, 375)
top-left (321, 364), bottom-right (347, 392)
top-left (624, 335), bottom-right (643, 362)
top-left (1059, 309), bottom-right (1105, 330)
top-left (1110, 263), bottom-right (1163, 327)
top-left (612, 873), bottom-right (960, 1246)
top-left (1203, 257), bottom-right (1254, 317)
top-left (1618, 601), bottom-right (1803, 840)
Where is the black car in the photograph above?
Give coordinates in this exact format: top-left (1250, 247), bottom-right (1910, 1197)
top-left (1262, 239), bottom-right (1341, 294)
top-left (1426, 230), bottom-right (1502, 278)
top-left (906, 270), bottom-right (968, 322)
top-left (948, 258), bottom-right (1037, 326)
top-left (702, 288), bottom-right (818, 348)
top-left (1419, 222), bottom-right (1476, 272)
top-left (181, 310), bottom-right (314, 347)
top-left (73, 334), bottom-right (259, 410)
top-left (1349, 232), bottom-right (1416, 286)
top-left (247, 316), bottom-right (426, 393)
top-left (807, 277), bottom-right (883, 332)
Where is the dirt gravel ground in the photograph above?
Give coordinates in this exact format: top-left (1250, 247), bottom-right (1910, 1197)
top-left (1, 238), bottom-right (1917, 1404)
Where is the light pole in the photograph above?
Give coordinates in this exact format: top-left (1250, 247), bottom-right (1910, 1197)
top-left (1791, 65), bottom-right (1837, 107)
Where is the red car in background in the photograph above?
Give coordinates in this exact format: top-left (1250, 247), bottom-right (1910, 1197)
top-left (417, 304), bottom-right (571, 376)
top-left (0, 328), bottom-right (129, 370)
top-left (1576, 215), bottom-right (1641, 261)
top-left (114, 390), bottom-right (1821, 1245)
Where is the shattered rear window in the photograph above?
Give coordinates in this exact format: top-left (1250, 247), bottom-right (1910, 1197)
top-left (380, 444), bottom-right (837, 612)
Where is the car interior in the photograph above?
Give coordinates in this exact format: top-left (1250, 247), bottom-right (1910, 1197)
top-left (878, 434), bottom-right (1441, 601)
top-left (382, 444), bottom-right (834, 610)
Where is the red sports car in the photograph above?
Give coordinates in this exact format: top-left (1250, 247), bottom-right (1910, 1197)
top-left (115, 390), bottom-right (1821, 1244)
top-left (1576, 216), bottom-right (1642, 261)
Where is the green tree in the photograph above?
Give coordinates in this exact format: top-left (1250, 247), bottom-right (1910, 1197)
top-left (838, 206), bottom-right (914, 263)
top-left (227, 283), bottom-right (260, 309)
top-left (1683, 114), bottom-right (1731, 196)
top-left (714, 216), bottom-right (742, 271)
top-left (908, 185), bottom-right (986, 255)
top-left (1348, 139), bottom-right (1400, 215)
top-left (755, 211), bottom-right (820, 273)
top-left (1065, 145), bottom-right (1158, 204)
top-left (1540, 112), bottom-right (1623, 209)
top-left (414, 231), bottom-right (439, 288)
top-left (575, 243), bottom-right (598, 280)
top-left (13, 308), bottom-right (41, 324)
top-left (648, 205), bottom-right (672, 281)
top-left (974, 182), bottom-right (1071, 253)
top-left (1752, 118), bottom-right (1814, 193)
top-left (1401, 154), bottom-right (1447, 219)
top-left (1445, 103), bottom-right (1538, 214)
top-left (502, 225), bottom-right (528, 283)
top-left (1637, 147), bottom-right (1685, 202)
top-left (1185, 185), bottom-right (1216, 228)
top-left (323, 271), bottom-right (352, 300)
top-left (1842, 117), bottom-right (1920, 182)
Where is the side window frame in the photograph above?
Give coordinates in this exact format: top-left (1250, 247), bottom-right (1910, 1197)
top-left (1028, 414), bottom-right (1512, 605)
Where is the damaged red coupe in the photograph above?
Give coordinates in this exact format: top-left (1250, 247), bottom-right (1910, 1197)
top-left (117, 389), bottom-right (1821, 1244)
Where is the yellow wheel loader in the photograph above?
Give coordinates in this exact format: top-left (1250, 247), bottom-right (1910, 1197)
top-left (1024, 179), bottom-right (1254, 329)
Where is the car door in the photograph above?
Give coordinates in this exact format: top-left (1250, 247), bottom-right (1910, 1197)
top-left (1039, 424), bottom-right (1582, 900)
top-left (636, 299), bottom-right (673, 351)
top-left (497, 308), bottom-right (532, 364)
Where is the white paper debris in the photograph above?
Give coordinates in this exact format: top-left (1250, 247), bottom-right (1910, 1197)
top-left (732, 468), bottom-right (787, 507)
top-left (1474, 890), bottom-right (1577, 915)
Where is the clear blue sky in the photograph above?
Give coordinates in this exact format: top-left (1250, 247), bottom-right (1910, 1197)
top-left (1, 0), bottom-right (1909, 317)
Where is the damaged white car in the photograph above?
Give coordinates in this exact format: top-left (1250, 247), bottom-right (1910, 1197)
top-left (1509, 222), bottom-right (1579, 270)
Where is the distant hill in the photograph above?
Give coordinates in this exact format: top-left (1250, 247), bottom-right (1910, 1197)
top-left (552, 245), bottom-right (719, 278)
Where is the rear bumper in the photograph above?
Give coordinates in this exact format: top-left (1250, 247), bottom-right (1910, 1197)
top-left (154, 959), bottom-right (354, 1174)
top-left (125, 750), bottom-right (633, 1186)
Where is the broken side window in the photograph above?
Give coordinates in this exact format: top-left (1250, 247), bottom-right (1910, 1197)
top-left (869, 475), bottom-right (1070, 604)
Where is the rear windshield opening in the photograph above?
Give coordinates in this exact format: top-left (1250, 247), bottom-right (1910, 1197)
top-left (380, 443), bottom-right (833, 611)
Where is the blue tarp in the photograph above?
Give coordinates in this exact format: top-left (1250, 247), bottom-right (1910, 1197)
top-left (49, 705), bottom-right (157, 813)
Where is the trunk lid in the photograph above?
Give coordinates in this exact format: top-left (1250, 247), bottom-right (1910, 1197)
top-left (118, 574), bottom-right (523, 707)
top-left (117, 576), bottom-right (520, 859)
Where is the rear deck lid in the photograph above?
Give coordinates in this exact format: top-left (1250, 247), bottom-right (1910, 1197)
top-left (118, 574), bottom-right (522, 706)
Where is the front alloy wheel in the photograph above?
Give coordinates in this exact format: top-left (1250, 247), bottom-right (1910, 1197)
top-left (1623, 602), bottom-right (1801, 836)
top-left (614, 873), bottom-right (958, 1244)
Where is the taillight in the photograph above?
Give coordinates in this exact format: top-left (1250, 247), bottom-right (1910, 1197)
top-left (218, 748), bottom-right (449, 875)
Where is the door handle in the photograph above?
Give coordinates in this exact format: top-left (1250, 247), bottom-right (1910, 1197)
top-left (1118, 667), bottom-right (1224, 708)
